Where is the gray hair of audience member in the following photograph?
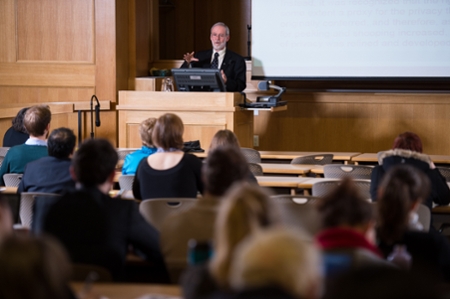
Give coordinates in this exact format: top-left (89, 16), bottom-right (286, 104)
top-left (23, 105), bottom-right (51, 137)
top-left (229, 227), bottom-right (322, 299)
top-left (152, 113), bottom-right (184, 150)
top-left (47, 128), bottom-right (76, 159)
top-left (0, 194), bottom-right (13, 243)
top-left (211, 22), bottom-right (230, 36)
top-left (72, 138), bottom-right (118, 187)
top-left (139, 117), bottom-right (157, 147)
top-left (12, 107), bottom-right (29, 133)
top-left (209, 183), bottom-right (280, 288)
top-left (202, 145), bottom-right (250, 197)
top-left (0, 235), bottom-right (72, 299)
top-left (209, 129), bottom-right (240, 151)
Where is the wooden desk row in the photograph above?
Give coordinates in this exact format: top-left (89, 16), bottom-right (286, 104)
top-left (351, 153), bottom-right (450, 165)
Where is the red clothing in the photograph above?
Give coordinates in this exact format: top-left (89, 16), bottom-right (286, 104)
top-left (316, 227), bottom-right (383, 257)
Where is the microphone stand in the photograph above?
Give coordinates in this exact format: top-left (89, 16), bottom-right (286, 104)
top-left (245, 24), bottom-right (251, 60)
top-left (90, 95), bottom-right (100, 138)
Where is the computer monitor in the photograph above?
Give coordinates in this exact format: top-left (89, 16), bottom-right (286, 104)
top-left (171, 68), bottom-right (226, 92)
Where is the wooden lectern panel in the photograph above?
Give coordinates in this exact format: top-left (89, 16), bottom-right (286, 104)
top-left (117, 91), bottom-right (253, 150)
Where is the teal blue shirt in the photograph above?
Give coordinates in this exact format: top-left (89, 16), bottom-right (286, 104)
top-left (121, 146), bottom-right (157, 175)
top-left (0, 144), bottom-right (48, 186)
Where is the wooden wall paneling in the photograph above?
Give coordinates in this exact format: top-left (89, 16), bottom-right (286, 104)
top-left (93, 0), bottom-right (118, 144)
top-left (16, 0), bottom-right (94, 62)
top-left (0, 0), bottom-right (16, 62)
top-left (254, 92), bottom-right (450, 155)
top-left (134, 0), bottom-right (152, 78)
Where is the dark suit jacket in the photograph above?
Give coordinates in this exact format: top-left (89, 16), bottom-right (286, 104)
top-left (181, 49), bottom-right (246, 92)
top-left (17, 156), bottom-right (75, 194)
top-left (38, 187), bottom-right (167, 281)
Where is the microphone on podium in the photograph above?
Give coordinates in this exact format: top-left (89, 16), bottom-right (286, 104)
top-left (90, 95), bottom-right (100, 138)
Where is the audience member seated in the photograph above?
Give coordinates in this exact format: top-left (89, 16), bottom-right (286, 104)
top-left (38, 138), bottom-right (167, 281)
top-left (226, 227), bottom-right (322, 299)
top-left (122, 117), bottom-right (157, 175)
top-left (209, 129), bottom-right (257, 183)
top-left (0, 194), bottom-right (13, 243)
top-left (18, 127), bottom-right (76, 194)
top-left (160, 145), bottom-right (252, 283)
top-left (181, 182), bottom-right (281, 299)
top-left (0, 105), bottom-right (51, 186)
top-left (0, 235), bottom-right (75, 299)
top-left (376, 164), bottom-right (450, 282)
top-left (315, 177), bottom-right (393, 280)
top-left (2, 107), bottom-right (29, 147)
top-left (370, 131), bottom-right (450, 209)
top-left (133, 113), bottom-right (203, 199)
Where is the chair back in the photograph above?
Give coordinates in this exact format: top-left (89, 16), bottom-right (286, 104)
top-left (0, 156), bottom-right (4, 168)
top-left (312, 179), bottom-right (371, 200)
top-left (139, 198), bottom-right (197, 231)
top-left (437, 167), bottom-right (450, 182)
top-left (0, 147), bottom-right (10, 157)
top-left (19, 192), bottom-right (61, 228)
top-left (118, 174), bottom-right (134, 191)
top-left (248, 163), bottom-right (263, 176)
top-left (270, 194), bottom-right (320, 235)
top-left (241, 148), bottom-right (261, 163)
top-left (3, 173), bottom-right (23, 187)
top-left (291, 154), bottom-right (334, 165)
top-left (116, 148), bottom-right (137, 160)
top-left (323, 164), bottom-right (374, 180)
top-left (71, 263), bottom-right (113, 282)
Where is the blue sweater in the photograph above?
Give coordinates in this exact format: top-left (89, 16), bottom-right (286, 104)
top-left (121, 146), bottom-right (157, 175)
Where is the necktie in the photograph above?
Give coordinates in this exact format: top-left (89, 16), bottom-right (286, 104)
top-left (211, 52), bottom-right (219, 69)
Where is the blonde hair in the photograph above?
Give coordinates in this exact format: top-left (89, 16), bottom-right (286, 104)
top-left (139, 117), bottom-right (157, 147)
top-left (230, 227), bottom-right (322, 299)
top-left (209, 183), bottom-right (279, 287)
top-left (209, 129), bottom-right (240, 151)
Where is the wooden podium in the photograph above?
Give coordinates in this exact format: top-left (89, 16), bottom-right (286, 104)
top-left (117, 91), bottom-right (254, 150)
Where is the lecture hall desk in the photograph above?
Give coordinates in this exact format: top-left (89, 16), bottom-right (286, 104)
top-left (351, 153), bottom-right (450, 166)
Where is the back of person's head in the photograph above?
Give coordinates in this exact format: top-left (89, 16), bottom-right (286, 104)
top-left (377, 164), bottom-right (430, 244)
top-left (152, 113), bottom-right (184, 150)
top-left (209, 183), bottom-right (280, 287)
top-left (47, 128), bottom-right (76, 159)
top-left (202, 145), bottom-right (250, 196)
top-left (0, 194), bottom-right (13, 243)
top-left (209, 129), bottom-right (240, 151)
top-left (323, 266), bottom-right (443, 299)
top-left (0, 235), bottom-right (72, 299)
top-left (72, 138), bottom-right (118, 187)
top-left (12, 107), bottom-right (29, 133)
top-left (23, 105), bottom-right (51, 137)
top-left (230, 227), bottom-right (322, 299)
top-left (316, 177), bottom-right (374, 229)
top-left (139, 117), bottom-right (157, 147)
top-left (392, 131), bottom-right (423, 153)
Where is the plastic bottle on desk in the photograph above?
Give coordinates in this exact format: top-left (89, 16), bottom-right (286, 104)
top-left (387, 244), bottom-right (412, 270)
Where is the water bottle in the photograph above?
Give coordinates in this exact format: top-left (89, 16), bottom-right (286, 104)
top-left (187, 239), bottom-right (212, 266)
top-left (161, 77), bottom-right (174, 92)
top-left (387, 244), bottom-right (412, 270)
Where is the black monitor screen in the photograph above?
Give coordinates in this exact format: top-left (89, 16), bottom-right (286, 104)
top-left (171, 68), bottom-right (227, 92)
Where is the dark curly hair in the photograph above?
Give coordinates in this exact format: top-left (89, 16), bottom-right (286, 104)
top-left (11, 107), bottom-right (29, 133)
top-left (47, 128), bottom-right (76, 159)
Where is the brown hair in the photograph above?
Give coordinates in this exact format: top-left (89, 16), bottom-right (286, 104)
top-left (392, 132), bottom-right (423, 153)
top-left (209, 129), bottom-right (241, 151)
top-left (209, 183), bottom-right (279, 287)
top-left (0, 235), bottom-right (72, 299)
top-left (139, 117), bottom-right (157, 147)
top-left (203, 146), bottom-right (250, 196)
top-left (152, 113), bottom-right (184, 150)
top-left (23, 105), bottom-right (51, 137)
top-left (377, 164), bottom-right (430, 244)
top-left (316, 177), bottom-right (374, 229)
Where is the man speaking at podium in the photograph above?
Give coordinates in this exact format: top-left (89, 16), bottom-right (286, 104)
top-left (181, 22), bottom-right (246, 92)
